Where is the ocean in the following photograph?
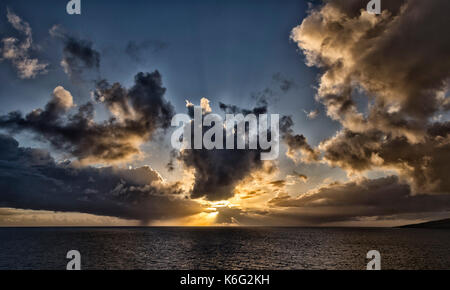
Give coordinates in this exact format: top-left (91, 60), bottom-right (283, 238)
top-left (1, 227), bottom-right (450, 270)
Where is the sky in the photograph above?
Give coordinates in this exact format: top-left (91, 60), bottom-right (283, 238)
top-left (0, 0), bottom-right (449, 227)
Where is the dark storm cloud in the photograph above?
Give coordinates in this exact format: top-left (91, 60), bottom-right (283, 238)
top-left (49, 25), bottom-right (100, 81)
top-left (268, 176), bottom-right (450, 223)
top-left (290, 0), bottom-right (450, 192)
top-left (61, 37), bottom-right (100, 77)
top-left (179, 146), bottom-right (264, 201)
top-left (94, 71), bottom-right (175, 130)
top-left (0, 134), bottom-right (202, 223)
top-left (218, 102), bottom-right (268, 116)
top-left (125, 40), bottom-right (169, 62)
top-left (219, 105), bottom-right (319, 165)
top-left (0, 71), bottom-right (175, 164)
top-left (174, 102), bottom-right (274, 201)
top-left (280, 116), bottom-right (320, 163)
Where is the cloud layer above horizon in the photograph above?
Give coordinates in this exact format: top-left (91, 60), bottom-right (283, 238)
top-left (0, 0), bottom-right (449, 226)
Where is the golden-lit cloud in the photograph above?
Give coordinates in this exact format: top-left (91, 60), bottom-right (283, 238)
top-left (289, 0), bottom-right (450, 195)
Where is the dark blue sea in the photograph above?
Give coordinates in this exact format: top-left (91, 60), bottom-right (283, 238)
top-left (1, 227), bottom-right (450, 270)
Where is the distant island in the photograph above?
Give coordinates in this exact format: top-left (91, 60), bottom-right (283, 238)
top-left (399, 218), bottom-right (450, 229)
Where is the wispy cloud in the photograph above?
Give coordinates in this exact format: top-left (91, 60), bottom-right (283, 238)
top-left (0, 9), bottom-right (48, 79)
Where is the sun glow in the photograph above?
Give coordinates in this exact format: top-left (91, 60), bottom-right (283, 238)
top-left (150, 211), bottom-right (219, 226)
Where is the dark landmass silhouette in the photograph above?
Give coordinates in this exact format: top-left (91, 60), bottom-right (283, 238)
top-left (399, 218), bottom-right (450, 229)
